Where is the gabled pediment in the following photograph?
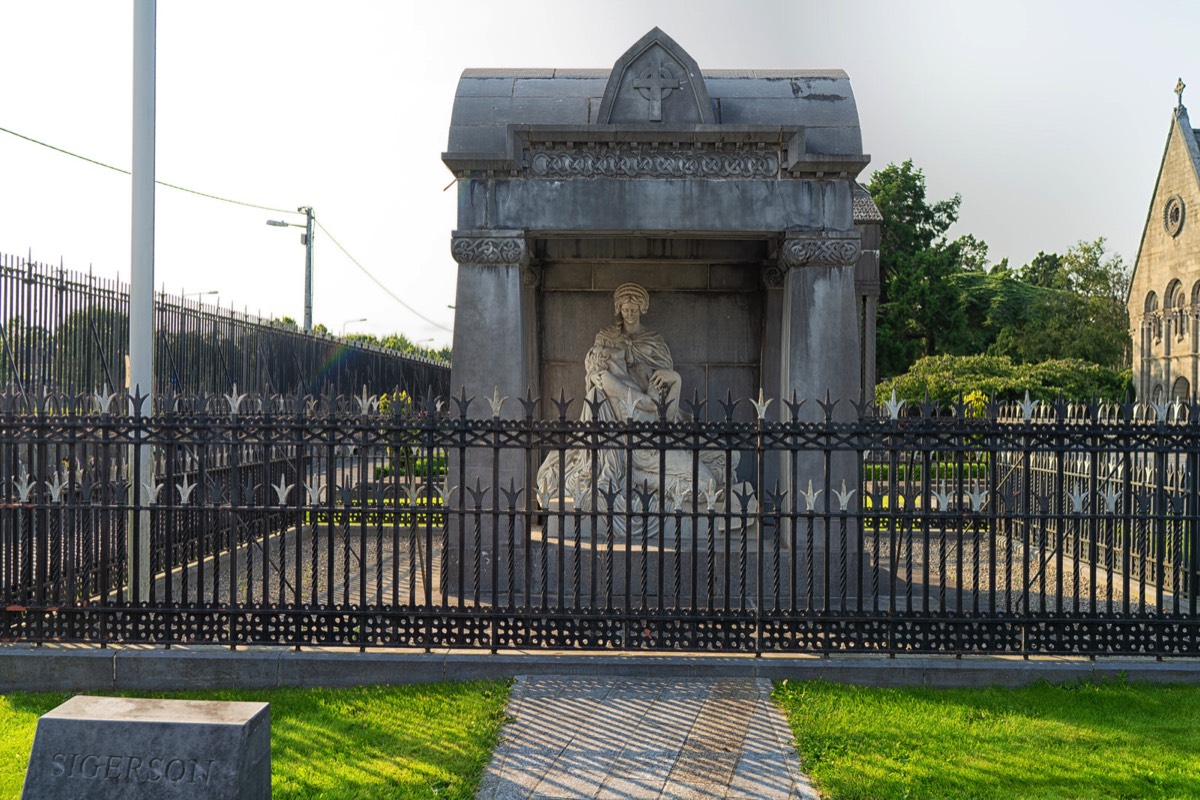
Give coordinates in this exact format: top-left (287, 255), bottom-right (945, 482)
top-left (596, 27), bottom-right (714, 125)
top-left (1128, 106), bottom-right (1200, 302)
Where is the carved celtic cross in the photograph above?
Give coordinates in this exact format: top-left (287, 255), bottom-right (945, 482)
top-left (632, 55), bottom-right (683, 122)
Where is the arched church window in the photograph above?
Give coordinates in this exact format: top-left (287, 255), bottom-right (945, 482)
top-left (1167, 281), bottom-right (1188, 340)
top-left (1146, 291), bottom-right (1162, 342)
top-left (1153, 383), bottom-right (1165, 404)
top-left (1167, 279), bottom-right (1183, 307)
top-left (1173, 376), bottom-right (1191, 403)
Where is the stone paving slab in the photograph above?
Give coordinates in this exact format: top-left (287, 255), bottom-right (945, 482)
top-left (477, 676), bottom-right (819, 800)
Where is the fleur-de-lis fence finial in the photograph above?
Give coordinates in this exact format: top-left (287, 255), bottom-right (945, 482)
top-left (834, 479), bottom-right (857, 512)
top-left (884, 388), bottom-right (905, 420)
top-left (1018, 390), bottom-right (1039, 423)
top-left (751, 388), bottom-right (772, 421)
top-left (801, 479), bottom-right (822, 512)
top-left (487, 386), bottom-right (508, 418)
top-left (46, 471), bottom-right (69, 503)
top-left (176, 475), bottom-right (197, 505)
top-left (14, 468), bottom-right (36, 502)
top-left (272, 476), bottom-right (294, 506)
top-left (225, 384), bottom-right (248, 416)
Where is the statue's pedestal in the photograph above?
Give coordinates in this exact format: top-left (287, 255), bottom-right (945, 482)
top-left (540, 487), bottom-right (757, 543)
top-left (445, 520), bottom-right (864, 610)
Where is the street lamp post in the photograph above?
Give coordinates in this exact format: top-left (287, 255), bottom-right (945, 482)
top-left (266, 205), bottom-right (315, 331)
top-left (341, 317), bottom-right (367, 336)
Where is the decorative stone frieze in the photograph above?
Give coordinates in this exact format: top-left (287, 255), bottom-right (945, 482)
top-left (450, 232), bottom-right (528, 266)
top-left (528, 146), bottom-right (780, 180)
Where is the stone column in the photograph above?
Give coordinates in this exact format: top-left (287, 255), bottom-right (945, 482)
top-left (1193, 310), bottom-right (1199, 401)
top-left (449, 230), bottom-right (534, 405)
top-left (775, 231), bottom-right (862, 604)
top-left (447, 230), bottom-right (534, 601)
top-left (777, 232), bottom-right (862, 414)
top-left (1139, 316), bottom-right (1152, 400)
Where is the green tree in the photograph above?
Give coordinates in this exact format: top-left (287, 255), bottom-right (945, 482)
top-left (867, 160), bottom-right (966, 377)
top-left (1054, 238), bottom-right (1130, 369)
top-left (345, 331), bottom-right (450, 364)
top-left (945, 240), bottom-right (1130, 370)
top-left (1016, 251), bottom-right (1064, 289)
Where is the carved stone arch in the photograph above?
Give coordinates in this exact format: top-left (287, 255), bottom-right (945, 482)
top-left (595, 27), bottom-right (715, 125)
top-left (1173, 376), bottom-right (1191, 402)
top-left (1166, 278), bottom-right (1184, 309)
top-left (1153, 383), bottom-right (1165, 404)
top-left (1145, 290), bottom-right (1159, 313)
top-left (1192, 280), bottom-right (1200, 307)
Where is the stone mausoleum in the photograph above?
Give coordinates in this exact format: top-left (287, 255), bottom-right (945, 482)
top-left (442, 28), bottom-right (881, 528)
top-left (1130, 86), bottom-right (1200, 403)
top-left (444, 29), bottom-right (879, 424)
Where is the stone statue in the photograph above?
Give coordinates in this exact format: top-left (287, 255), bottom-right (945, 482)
top-left (536, 283), bottom-right (735, 530)
top-left (584, 282), bottom-right (681, 424)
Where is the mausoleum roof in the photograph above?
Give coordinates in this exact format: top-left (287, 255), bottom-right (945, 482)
top-left (445, 29), bottom-right (863, 165)
top-left (853, 185), bottom-right (884, 224)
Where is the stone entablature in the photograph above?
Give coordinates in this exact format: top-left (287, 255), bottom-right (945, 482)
top-left (445, 126), bottom-right (869, 181)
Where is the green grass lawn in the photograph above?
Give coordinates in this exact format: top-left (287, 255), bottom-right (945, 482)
top-left (1, 681), bottom-right (509, 800)
top-left (774, 678), bottom-right (1200, 800)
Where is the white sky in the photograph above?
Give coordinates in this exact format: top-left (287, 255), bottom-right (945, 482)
top-left (1, 1), bottom-right (1195, 348)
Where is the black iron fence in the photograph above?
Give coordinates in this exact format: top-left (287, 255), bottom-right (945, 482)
top-left (0, 252), bottom-right (450, 399)
top-left (2, 389), bottom-right (1197, 655)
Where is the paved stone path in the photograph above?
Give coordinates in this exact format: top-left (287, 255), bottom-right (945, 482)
top-left (477, 676), bottom-right (820, 800)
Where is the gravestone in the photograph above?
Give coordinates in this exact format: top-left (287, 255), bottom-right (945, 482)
top-left (22, 696), bottom-right (270, 800)
top-left (442, 28), bottom-right (879, 596)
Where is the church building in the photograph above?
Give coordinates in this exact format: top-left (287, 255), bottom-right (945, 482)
top-left (1129, 82), bottom-right (1200, 403)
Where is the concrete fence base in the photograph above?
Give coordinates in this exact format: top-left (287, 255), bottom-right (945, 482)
top-left (4, 645), bottom-right (1200, 693)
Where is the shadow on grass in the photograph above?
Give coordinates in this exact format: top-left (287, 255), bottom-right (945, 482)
top-left (774, 677), bottom-right (1200, 800)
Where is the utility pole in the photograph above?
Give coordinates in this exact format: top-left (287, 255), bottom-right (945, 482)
top-left (301, 206), bottom-right (314, 332)
top-left (268, 207), bottom-right (315, 331)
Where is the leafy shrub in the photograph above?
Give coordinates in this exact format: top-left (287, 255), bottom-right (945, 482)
top-left (876, 354), bottom-right (1131, 407)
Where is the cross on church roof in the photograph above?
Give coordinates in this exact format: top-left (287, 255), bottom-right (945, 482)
top-left (1176, 77), bottom-right (1186, 109)
top-left (632, 55), bottom-right (684, 122)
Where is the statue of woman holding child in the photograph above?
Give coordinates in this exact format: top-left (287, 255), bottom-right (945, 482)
top-left (536, 283), bottom-right (730, 523)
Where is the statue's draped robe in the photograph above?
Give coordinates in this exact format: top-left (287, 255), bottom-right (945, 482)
top-left (537, 322), bottom-right (728, 518)
top-left (585, 322), bottom-right (675, 423)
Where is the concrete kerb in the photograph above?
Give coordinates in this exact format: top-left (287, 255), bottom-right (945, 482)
top-left (5, 645), bottom-right (1200, 693)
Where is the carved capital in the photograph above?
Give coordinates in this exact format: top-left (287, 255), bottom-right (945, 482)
top-left (450, 231), bottom-right (528, 266)
top-left (521, 265), bottom-right (540, 289)
top-left (780, 234), bottom-right (861, 269)
top-left (763, 263), bottom-right (788, 289)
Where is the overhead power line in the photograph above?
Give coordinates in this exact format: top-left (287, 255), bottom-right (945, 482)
top-left (1, 124), bottom-right (454, 334)
top-left (0, 125), bottom-right (297, 214)
top-left (315, 220), bottom-right (453, 333)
